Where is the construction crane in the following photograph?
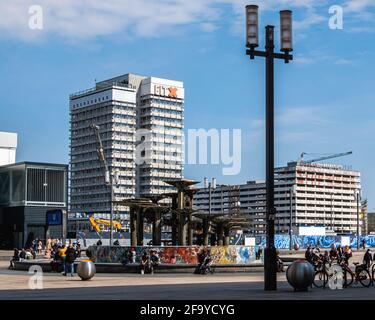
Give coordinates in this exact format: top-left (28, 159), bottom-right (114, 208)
top-left (90, 124), bottom-right (116, 245)
top-left (299, 151), bottom-right (353, 164)
top-left (89, 216), bottom-right (122, 240)
top-left (90, 124), bottom-right (110, 185)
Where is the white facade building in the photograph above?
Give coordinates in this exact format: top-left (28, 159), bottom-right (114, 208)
top-left (136, 76), bottom-right (184, 198)
top-left (69, 73), bottom-right (184, 224)
top-left (194, 162), bottom-right (361, 235)
top-left (0, 131), bottom-right (17, 166)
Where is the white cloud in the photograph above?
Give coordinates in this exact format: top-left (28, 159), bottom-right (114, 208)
top-left (2, 0), bottom-right (372, 43)
top-left (344, 0), bottom-right (375, 13)
top-left (334, 58), bottom-right (355, 65)
top-left (0, 0), bottom-right (220, 41)
top-left (200, 22), bottom-right (217, 33)
top-left (347, 26), bottom-right (375, 33)
top-left (294, 55), bottom-right (315, 65)
top-left (293, 8), bottom-right (326, 30)
top-left (278, 106), bottom-right (329, 126)
top-left (0, 0), bottom-right (331, 42)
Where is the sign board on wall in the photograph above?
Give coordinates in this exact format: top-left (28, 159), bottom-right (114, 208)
top-left (298, 226), bottom-right (326, 236)
top-left (140, 77), bottom-right (184, 99)
top-left (341, 236), bottom-right (350, 247)
top-left (244, 237), bottom-right (256, 246)
top-left (46, 210), bottom-right (63, 226)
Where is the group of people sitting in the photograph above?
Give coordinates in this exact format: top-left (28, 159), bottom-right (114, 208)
top-left (139, 250), bottom-right (160, 274)
top-left (195, 248), bottom-right (213, 274)
top-left (9, 248), bottom-right (36, 268)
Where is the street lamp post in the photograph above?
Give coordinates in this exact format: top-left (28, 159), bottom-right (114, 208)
top-left (331, 192), bottom-right (334, 231)
top-left (289, 185), bottom-right (296, 250)
top-left (204, 177), bottom-right (216, 245)
top-left (245, 5), bottom-right (293, 291)
top-left (355, 189), bottom-right (361, 250)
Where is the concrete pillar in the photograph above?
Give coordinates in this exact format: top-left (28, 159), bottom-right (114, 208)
top-left (188, 216), bottom-right (193, 246)
top-left (152, 210), bottom-right (162, 246)
top-left (177, 192), bottom-right (188, 246)
top-left (224, 227), bottom-right (230, 246)
top-left (187, 193), bottom-right (194, 246)
top-left (217, 223), bottom-right (224, 246)
top-left (178, 212), bottom-right (187, 246)
top-left (130, 207), bottom-right (137, 247)
top-left (203, 218), bottom-right (210, 246)
top-left (137, 210), bottom-right (144, 246)
top-left (171, 195), bottom-right (178, 245)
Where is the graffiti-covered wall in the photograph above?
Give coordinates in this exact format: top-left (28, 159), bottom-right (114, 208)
top-left (86, 245), bottom-right (262, 265)
top-left (255, 235), bottom-right (375, 249)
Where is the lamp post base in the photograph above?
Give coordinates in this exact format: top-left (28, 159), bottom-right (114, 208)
top-left (264, 246), bottom-right (277, 291)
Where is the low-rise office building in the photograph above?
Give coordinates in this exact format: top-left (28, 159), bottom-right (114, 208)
top-left (0, 162), bottom-right (68, 248)
top-left (194, 162), bottom-right (361, 235)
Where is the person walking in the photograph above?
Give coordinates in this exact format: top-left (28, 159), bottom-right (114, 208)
top-left (65, 244), bottom-right (77, 277)
top-left (362, 239), bottom-right (366, 250)
top-left (363, 249), bottom-right (372, 270)
top-left (58, 244), bottom-right (67, 275)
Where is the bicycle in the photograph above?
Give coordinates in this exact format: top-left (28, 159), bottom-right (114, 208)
top-left (371, 263), bottom-right (375, 286)
top-left (341, 261), bottom-right (371, 288)
top-left (312, 254), bottom-right (334, 288)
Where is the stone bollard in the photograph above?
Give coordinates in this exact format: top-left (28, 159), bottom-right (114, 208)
top-left (77, 260), bottom-right (96, 281)
top-left (286, 259), bottom-right (314, 291)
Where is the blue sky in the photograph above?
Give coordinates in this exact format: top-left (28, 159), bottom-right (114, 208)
top-left (0, 0), bottom-right (375, 208)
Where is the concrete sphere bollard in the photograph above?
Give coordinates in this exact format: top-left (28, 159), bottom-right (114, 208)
top-left (77, 260), bottom-right (96, 281)
top-left (286, 259), bottom-right (314, 291)
top-left (293, 243), bottom-right (300, 251)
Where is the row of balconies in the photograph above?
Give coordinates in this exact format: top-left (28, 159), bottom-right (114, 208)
top-left (71, 171), bottom-right (136, 180)
top-left (140, 110), bottom-right (183, 119)
top-left (147, 104), bottom-right (183, 111)
top-left (71, 162), bottom-right (135, 171)
top-left (141, 119), bottom-right (183, 128)
top-left (71, 146), bottom-right (134, 157)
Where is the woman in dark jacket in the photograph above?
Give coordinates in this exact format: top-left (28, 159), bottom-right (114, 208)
top-left (65, 244), bottom-right (77, 277)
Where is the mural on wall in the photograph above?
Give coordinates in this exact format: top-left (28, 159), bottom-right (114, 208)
top-left (255, 235), bottom-right (375, 249)
top-left (87, 245), bottom-right (262, 265)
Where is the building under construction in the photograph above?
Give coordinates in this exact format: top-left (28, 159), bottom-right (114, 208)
top-left (194, 161), bottom-right (361, 235)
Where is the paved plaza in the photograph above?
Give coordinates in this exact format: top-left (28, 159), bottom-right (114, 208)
top-left (0, 261), bottom-right (375, 300)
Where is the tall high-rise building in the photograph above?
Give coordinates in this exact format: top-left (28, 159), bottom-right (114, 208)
top-left (69, 73), bottom-right (184, 226)
top-left (136, 76), bottom-right (184, 198)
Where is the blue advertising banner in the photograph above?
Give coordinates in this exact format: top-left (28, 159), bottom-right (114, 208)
top-left (46, 210), bottom-right (63, 225)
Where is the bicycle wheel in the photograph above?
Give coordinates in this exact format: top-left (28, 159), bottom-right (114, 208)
top-left (358, 269), bottom-right (371, 287)
top-left (313, 271), bottom-right (327, 288)
top-left (343, 269), bottom-right (353, 288)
